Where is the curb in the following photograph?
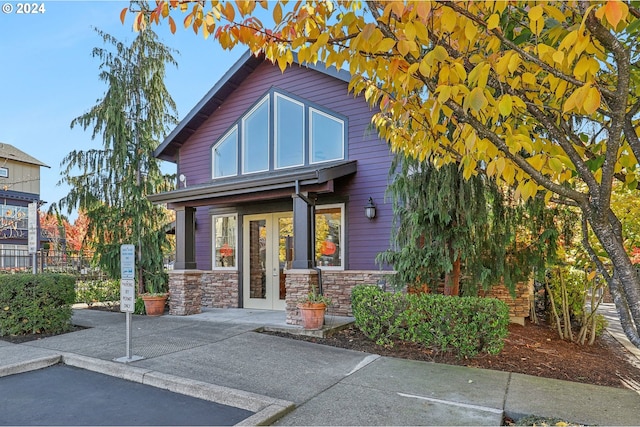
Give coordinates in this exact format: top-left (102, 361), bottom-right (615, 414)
top-left (0, 355), bottom-right (61, 378)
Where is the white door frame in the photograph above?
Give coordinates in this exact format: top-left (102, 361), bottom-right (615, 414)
top-left (242, 212), bottom-right (291, 310)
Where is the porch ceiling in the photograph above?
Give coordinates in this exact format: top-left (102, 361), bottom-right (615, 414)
top-left (148, 160), bottom-right (357, 205)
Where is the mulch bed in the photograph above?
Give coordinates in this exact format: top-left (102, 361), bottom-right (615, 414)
top-left (264, 320), bottom-right (640, 390)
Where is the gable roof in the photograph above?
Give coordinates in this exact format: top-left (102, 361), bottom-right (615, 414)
top-left (154, 50), bottom-right (352, 162)
top-left (0, 143), bottom-right (49, 167)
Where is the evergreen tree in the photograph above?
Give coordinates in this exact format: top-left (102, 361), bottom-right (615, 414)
top-left (55, 24), bottom-right (177, 294)
top-left (378, 154), bottom-right (566, 296)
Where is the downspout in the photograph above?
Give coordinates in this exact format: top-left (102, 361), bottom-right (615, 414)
top-left (295, 180), bottom-right (323, 295)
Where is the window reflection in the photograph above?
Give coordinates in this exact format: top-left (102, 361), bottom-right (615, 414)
top-left (213, 128), bottom-right (238, 178)
top-left (213, 214), bottom-right (237, 268)
top-left (315, 206), bottom-right (342, 267)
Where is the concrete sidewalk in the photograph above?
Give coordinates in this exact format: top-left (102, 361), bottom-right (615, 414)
top-left (1, 308), bottom-right (639, 426)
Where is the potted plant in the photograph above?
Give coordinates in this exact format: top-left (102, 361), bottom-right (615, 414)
top-left (297, 286), bottom-right (332, 330)
top-left (140, 271), bottom-right (169, 316)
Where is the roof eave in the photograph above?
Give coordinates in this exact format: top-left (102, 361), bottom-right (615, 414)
top-left (148, 160), bottom-right (357, 205)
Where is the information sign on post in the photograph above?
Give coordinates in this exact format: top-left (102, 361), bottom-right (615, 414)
top-left (28, 202), bottom-right (38, 254)
top-left (120, 279), bottom-right (135, 313)
top-left (28, 202), bottom-right (38, 274)
top-left (114, 244), bottom-right (143, 363)
top-left (120, 244), bottom-right (135, 280)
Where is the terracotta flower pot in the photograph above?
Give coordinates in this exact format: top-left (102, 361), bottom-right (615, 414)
top-left (141, 294), bottom-right (168, 316)
top-left (298, 302), bottom-right (326, 330)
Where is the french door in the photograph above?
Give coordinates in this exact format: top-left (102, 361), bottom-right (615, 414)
top-left (243, 212), bottom-right (292, 310)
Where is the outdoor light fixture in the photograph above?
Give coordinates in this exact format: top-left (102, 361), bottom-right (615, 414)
top-left (365, 197), bottom-right (376, 220)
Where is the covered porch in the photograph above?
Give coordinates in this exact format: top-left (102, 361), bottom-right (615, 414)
top-left (149, 161), bottom-right (357, 325)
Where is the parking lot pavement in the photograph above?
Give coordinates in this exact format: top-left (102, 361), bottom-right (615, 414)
top-left (0, 364), bottom-right (253, 426)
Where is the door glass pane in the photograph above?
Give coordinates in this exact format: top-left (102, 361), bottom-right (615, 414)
top-left (275, 95), bottom-right (304, 168)
top-left (278, 217), bottom-right (293, 301)
top-left (213, 128), bottom-right (238, 178)
top-left (310, 109), bottom-right (344, 163)
top-left (315, 207), bottom-right (342, 267)
top-left (249, 219), bottom-right (267, 299)
top-left (243, 98), bottom-right (269, 173)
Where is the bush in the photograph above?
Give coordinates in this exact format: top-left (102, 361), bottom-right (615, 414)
top-left (351, 285), bottom-right (409, 346)
top-left (351, 285), bottom-right (510, 358)
top-left (76, 279), bottom-right (120, 310)
top-left (0, 273), bottom-right (76, 336)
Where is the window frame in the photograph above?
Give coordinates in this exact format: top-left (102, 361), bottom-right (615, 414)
top-left (242, 95), bottom-right (270, 175)
top-left (211, 213), bottom-right (238, 271)
top-left (309, 108), bottom-right (346, 165)
top-left (0, 167), bottom-right (8, 178)
top-left (210, 89), bottom-right (348, 181)
top-left (314, 203), bottom-right (345, 271)
top-left (211, 126), bottom-right (239, 179)
top-left (274, 92), bottom-right (305, 170)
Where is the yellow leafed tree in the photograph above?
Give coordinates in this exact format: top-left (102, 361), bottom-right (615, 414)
top-left (128, 0), bottom-right (640, 348)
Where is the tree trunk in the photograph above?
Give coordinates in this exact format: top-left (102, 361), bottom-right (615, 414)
top-left (587, 211), bottom-right (640, 348)
top-left (444, 246), bottom-right (461, 296)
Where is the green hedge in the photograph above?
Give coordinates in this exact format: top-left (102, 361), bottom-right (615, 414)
top-left (76, 279), bottom-right (120, 310)
top-left (0, 273), bottom-right (76, 336)
top-left (351, 285), bottom-right (510, 358)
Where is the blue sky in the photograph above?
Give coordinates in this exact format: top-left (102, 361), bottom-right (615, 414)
top-left (0, 1), bottom-right (247, 220)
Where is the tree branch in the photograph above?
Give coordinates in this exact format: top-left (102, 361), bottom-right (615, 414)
top-left (442, 1), bottom-right (618, 102)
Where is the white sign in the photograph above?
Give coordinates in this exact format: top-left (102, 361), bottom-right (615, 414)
top-left (120, 278), bottom-right (135, 313)
top-left (120, 244), bottom-right (135, 280)
top-left (28, 202), bottom-right (37, 254)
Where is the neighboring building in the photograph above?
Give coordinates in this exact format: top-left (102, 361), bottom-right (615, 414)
top-left (0, 143), bottom-right (49, 268)
top-left (150, 51), bottom-right (394, 324)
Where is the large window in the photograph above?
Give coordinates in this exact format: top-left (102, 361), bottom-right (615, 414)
top-left (211, 90), bottom-right (346, 179)
top-left (243, 97), bottom-right (269, 174)
top-left (310, 108), bottom-right (344, 164)
top-left (212, 214), bottom-right (237, 269)
top-left (315, 204), bottom-right (344, 269)
top-left (213, 127), bottom-right (238, 178)
top-left (275, 94), bottom-right (304, 168)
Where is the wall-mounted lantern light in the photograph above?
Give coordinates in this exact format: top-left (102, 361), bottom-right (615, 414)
top-left (365, 197), bottom-right (376, 220)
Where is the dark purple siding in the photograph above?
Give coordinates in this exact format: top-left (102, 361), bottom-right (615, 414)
top-left (178, 62), bottom-right (393, 271)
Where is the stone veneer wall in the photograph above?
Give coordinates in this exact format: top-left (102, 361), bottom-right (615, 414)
top-left (168, 270), bottom-right (203, 316)
top-left (169, 268), bottom-right (531, 325)
top-left (201, 270), bottom-right (239, 309)
top-left (284, 269), bottom-right (319, 325)
top-left (320, 270), bottom-right (391, 317)
top-left (483, 280), bottom-right (533, 325)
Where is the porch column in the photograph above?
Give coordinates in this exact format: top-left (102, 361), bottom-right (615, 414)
top-left (292, 193), bottom-right (315, 269)
top-left (174, 206), bottom-right (197, 270)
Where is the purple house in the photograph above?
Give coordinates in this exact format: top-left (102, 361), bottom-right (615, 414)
top-left (151, 51), bottom-right (393, 324)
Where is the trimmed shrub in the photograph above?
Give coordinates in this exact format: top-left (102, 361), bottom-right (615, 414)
top-left (0, 273), bottom-right (76, 336)
top-left (351, 285), bottom-right (510, 358)
top-left (351, 285), bottom-right (409, 346)
top-left (76, 279), bottom-right (120, 310)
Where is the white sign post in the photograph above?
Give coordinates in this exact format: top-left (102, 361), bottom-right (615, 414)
top-left (28, 202), bottom-right (37, 274)
top-left (114, 244), bottom-right (143, 363)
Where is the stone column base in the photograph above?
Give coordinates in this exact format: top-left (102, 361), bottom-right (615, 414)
top-left (284, 269), bottom-right (319, 325)
top-left (168, 270), bottom-right (203, 315)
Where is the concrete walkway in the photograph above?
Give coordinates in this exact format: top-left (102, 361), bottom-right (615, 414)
top-left (1, 308), bottom-right (639, 426)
